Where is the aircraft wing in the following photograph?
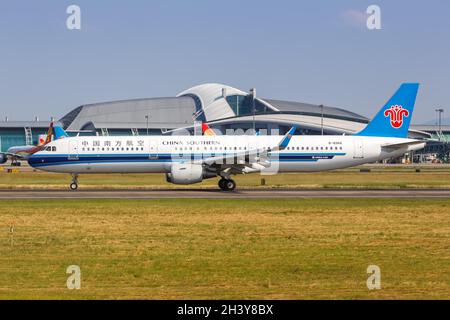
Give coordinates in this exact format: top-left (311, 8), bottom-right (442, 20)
top-left (381, 140), bottom-right (426, 151)
top-left (1, 152), bottom-right (28, 159)
top-left (194, 127), bottom-right (297, 173)
top-left (197, 151), bottom-right (272, 177)
top-left (0, 152), bottom-right (27, 165)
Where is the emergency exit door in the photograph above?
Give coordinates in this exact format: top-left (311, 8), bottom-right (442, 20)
top-left (149, 139), bottom-right (158, 160)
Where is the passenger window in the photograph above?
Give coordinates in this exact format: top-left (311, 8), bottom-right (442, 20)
top-left (52, 146), bottom-right (56, 152)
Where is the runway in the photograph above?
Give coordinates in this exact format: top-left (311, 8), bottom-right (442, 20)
top-left (0, 189), bottom-right (450, 199)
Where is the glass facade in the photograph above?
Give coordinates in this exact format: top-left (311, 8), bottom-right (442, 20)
top-left (225, 95), bottom-right (269, 117)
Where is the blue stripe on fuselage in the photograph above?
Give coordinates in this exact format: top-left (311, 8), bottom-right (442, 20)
top-left (28, 153), bottom-right (346, 167)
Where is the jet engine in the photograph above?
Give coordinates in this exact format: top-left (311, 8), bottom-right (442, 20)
top-left (0, 153), bottom-right (7, 164)
top-left (166, 163), bottom-right (215, 185)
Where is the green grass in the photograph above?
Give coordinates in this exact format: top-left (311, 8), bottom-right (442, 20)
top-left (2, 169), bottom-right (450, 189)
top-left (1, 198), bottom-right (450, 299)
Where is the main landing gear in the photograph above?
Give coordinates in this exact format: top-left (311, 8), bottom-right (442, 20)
top-left (11, 160), bottom-right (21, 167)
top-left (70, 174), bottom-right (79, 191)
top-left (218, 178), bottom-right (236, 191)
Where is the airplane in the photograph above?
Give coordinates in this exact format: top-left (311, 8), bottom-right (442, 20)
top-left (27, 83), bottom-right (426, 191)
top-left (0, 123), bottom-right (55, 165)
top-left (0, 123), bottom-right (68, 165)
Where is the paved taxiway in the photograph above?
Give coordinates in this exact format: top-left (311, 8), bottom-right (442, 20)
top-left (0, 189), bottom-right (449, 199)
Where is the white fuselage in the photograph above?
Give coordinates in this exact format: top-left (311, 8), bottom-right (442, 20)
top-left (28, 135), bottom-right (425, 174)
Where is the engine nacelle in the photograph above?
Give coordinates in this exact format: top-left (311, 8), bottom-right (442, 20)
top-left (166, 163), bottom-right (204, 185)
top-left (0, 153), bottom-right (7, 164)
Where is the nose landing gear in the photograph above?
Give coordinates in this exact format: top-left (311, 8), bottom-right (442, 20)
top-left (218, 178), bottom-right (236, 191)
top-left (70, 174), bottom-right (79, 191)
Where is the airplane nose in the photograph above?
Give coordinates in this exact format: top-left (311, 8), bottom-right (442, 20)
top-left (27, 156), bottom-right (35, 167)
top-left (27, 154), bottom-right (42, 167)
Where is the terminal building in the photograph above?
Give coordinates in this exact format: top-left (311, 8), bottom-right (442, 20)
top-left (1, 83), bottom-right (449, 162)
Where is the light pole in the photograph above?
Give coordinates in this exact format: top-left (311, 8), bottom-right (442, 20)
top-left (436, 108), bottom-right (444, 140)
top-left (145, 115), bottom-right (149, 136)
top-left (250, 88), bottom-right (256, 134)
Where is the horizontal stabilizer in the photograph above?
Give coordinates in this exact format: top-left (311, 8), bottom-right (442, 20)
top-left (381, 140), bottom-right (426, 151)
top-left (201, 123), bottom-right (216, 136)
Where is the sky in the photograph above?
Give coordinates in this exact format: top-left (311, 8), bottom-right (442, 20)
top-left (0, 0), bottom-right (449, 124)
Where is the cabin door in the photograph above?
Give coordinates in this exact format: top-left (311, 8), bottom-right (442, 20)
top-left (353, 139), bottom-right (364, 159)
top-left (68, 140), bottom-right (79, 160)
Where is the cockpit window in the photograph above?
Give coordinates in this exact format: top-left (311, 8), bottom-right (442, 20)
top-left (44, 146), bottom-right (56, 152)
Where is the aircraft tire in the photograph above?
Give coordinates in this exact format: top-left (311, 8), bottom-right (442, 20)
top-left (218, 178), bottom-right (227, 191)
top-left (222, 179), bottom-right (236, 192)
